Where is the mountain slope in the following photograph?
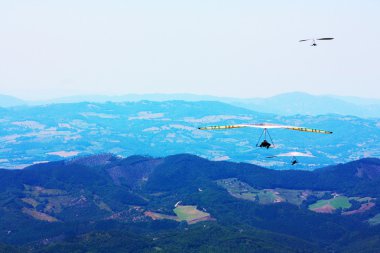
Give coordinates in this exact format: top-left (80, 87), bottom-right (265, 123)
top-left (1, 154), bottom-right (380, 252)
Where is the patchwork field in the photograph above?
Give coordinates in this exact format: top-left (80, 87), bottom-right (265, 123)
top-left (19, 184), bottom-right (116, 222)
top-left (308, 196), bottom-right (352, 213)
top-left (217, 178), bottom-right (326, 205)
top-left (174, 205), bottom-right (211, 224)
top-left (22, 208), bottom-right (59, 222)
top-left (217, 178), bottom-right (281, 204)
top-left (20, 185), bottom-right (72, 219)
top-left (144, 211), bottom-right (178, 221)
top-left (217, 178), bottom-right (376, 216)
top-left (145, 205), bottom-right (213, 224)
top-left (343, 202), bottom-right (375, 216)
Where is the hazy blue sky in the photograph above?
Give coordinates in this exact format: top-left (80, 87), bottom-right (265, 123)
top-left (1, 0), bottom-right (379, 100)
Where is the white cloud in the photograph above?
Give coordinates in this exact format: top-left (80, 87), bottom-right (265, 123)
top-left (47, 151), bottom-right (79, 157)
top-left (143, 127), bottom-right (161, 132)
top-left (80, 112), bottom-right (119, 119)
top-left (169, 124), bottom-right (195, 131)
top-left (184, 115), bottom-right (252, 123)
top-left (12, 121), bottom-right (45, 129)
top-left (129, 111), bottom-right (164, 120)
top-left (212, 156), bottom-right (230, 161)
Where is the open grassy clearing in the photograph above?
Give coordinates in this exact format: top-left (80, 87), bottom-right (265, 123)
top-left (330, 196), bottom-right (352, 209)
top-left (309, 196), bottom-right (352, 212)
top-left (145, 205), bottom-right (212, 225)
top-left (349, 197), bottom-right (374, 203)
top-left (21, 198), bottom-right (39, 208)
top-left (173, 205), bottom-right (210, 221)
top-left (24, 184), bottom-right (66, 197)
top-left (257, 190), bottom-right (280, 204)
top-left (144, 211), bottom-right (178, 221)
top-left (368, 214), bottom-right (380, 226)
top-left (309, 199), bottom-right (329, 209)
top-left (22, 208), bottom-right (59, 222)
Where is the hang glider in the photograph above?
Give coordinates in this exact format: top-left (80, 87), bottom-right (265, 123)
top-left (299, 37), bottom-right (334, 46)
top-left (267, 152), bottom-right (315, 165)
top-left (198, 123), bottom-right (332, 134)
top-left (267, 152), bottom-right (315, 158)
top-left (198, 123), bottom-right (332, 149)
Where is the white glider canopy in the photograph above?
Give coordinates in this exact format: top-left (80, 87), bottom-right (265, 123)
top-left (267, 152), bottom-right (315, 158)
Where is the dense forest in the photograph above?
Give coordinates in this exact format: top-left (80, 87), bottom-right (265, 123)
top-left (1, 154), bottom-right (380, 252)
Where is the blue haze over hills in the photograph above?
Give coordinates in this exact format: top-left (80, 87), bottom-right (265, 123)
top-left (0, 97), bottom-right (379, 170)
top-left (0, 94), bottom-right (25, 107)
top-left (2, 92), bottom-right (380, 118)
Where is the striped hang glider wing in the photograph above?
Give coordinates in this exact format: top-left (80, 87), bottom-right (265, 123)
top-left (198, 123), bottom-right (333, 134)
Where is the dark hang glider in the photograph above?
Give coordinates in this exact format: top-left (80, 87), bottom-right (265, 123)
top-left (299, 37), bottom-right (334, 46)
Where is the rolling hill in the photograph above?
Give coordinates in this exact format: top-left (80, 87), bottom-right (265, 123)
top-left (0, 154), bottom-right (380, 252)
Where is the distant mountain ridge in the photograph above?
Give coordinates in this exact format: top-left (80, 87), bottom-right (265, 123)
top-left (232, 92), bottom-right (380, 118)
top-left (0, 94), bottom-right (25, 107)
top-left (2, 92), bottom-right (380, 117)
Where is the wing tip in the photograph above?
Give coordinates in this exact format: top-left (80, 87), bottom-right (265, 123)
top-left (318, 37), bottom-right (334, 40)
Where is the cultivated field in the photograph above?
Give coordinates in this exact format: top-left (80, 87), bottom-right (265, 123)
top-left (309, 196), bottom-right (352, 213)
top-left (145, 205), bottom-right (213, 225)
